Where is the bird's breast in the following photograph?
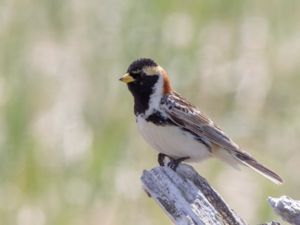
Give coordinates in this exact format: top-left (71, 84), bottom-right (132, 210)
top-left (136, 115), bottom-right (211, 161)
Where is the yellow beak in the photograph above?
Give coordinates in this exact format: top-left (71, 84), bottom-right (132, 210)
top-left (119, 73), bottom-right (135, 84)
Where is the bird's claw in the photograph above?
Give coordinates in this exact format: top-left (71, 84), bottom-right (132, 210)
top-left (157, 153), bottom-right (189, 171)
top-left (167, 157), bottom-right (189, 171)
top-left (167, 160), bottom-right (180, 170)
top-left (158, 153), bottom-right (167, 166)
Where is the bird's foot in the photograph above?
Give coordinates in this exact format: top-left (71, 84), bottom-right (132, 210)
top-left (167, 157), bottom-right (189, 171)
top-left (158, 153), bottom-right (167, 166)
top-left (157, 153), bottom-right (189, 171)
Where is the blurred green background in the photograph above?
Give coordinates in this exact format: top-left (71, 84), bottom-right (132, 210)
top-left (0, 0), bottom-right (300, 224)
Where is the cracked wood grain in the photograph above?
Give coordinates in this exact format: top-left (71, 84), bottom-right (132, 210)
top-left (141, 163), bottom-right (246, 225)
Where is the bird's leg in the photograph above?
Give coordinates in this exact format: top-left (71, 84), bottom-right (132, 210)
top-left (167, 156), bottom-right (190, 171)
top-left (158, 153), bottom-right (167, 166)
top-left (158, 153), bottom-right (189, 170)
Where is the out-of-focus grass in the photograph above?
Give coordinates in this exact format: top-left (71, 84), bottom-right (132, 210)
top-left (0, 0), bottom-right (299, 224)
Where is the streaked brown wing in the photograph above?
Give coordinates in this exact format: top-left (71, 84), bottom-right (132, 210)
top-left (161, 93), bottom-right (284, 184)
top-left (162, 93), bottom-right (240, 153)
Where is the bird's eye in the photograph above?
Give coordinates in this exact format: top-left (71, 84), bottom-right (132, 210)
top-left (131, 69), bottom-right (141, 74)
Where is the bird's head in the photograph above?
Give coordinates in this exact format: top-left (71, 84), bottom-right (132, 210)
top-left (119, 58), bottom-right (172, 115)
top-left (119, 58), bottom-right (172, 96)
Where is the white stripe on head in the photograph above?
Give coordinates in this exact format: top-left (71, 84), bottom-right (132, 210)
top-left (143, 66), bottom-right (164, 76)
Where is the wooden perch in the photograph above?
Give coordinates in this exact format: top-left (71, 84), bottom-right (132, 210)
top-left (141, 163), bottom-right (247, 225)
top-left (268, 196), bottom-right (300, 225)
top-left (141, 163), bottom-right (300, 225)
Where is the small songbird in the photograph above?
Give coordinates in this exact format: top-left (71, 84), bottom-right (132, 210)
top-left (119, 58), bottom-right (283, 184)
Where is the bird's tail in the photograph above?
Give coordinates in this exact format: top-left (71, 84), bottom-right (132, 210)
top-left (233, 150), bottom-right (283, 184)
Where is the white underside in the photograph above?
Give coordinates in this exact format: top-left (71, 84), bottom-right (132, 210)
top-left (136, 116), bottom-right (211, 162)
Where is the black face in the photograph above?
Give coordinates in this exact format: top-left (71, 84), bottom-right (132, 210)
top-left (126, 58), bottom-right (159, 115)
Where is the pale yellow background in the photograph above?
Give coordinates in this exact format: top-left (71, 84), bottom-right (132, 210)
top-left (0, 0), bottom-right (299, 224)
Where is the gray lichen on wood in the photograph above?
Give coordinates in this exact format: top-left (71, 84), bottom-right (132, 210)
top-left (141, 163), bottom-right (246, 225)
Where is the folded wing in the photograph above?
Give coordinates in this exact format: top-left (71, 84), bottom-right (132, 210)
top-left (161, 93), bottom-right (283, 184)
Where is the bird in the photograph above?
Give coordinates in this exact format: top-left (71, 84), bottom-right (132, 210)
top-left (119, 58), bottom-right (283, 184)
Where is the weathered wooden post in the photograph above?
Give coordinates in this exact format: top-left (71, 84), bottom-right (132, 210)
top-left (141, 163), bottom-right (300, 225)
